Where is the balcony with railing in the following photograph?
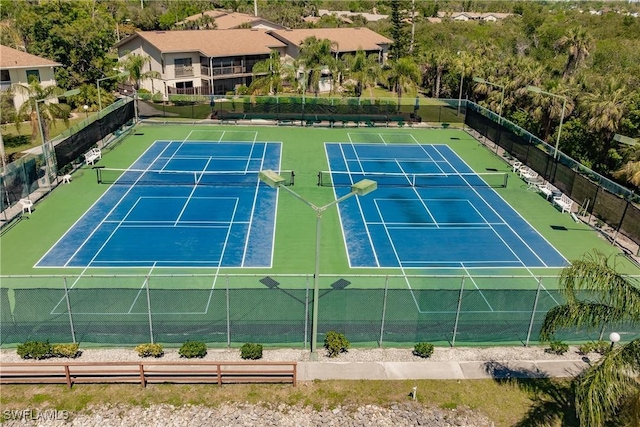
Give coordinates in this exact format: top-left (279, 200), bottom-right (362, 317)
top-left (212, 65), bottom-right (245, 76)
top-left (175, 65), bottom-right (194, 78)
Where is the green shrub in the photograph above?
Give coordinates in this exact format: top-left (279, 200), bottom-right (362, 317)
top-left (240, 343), bottom-right (263, 360)
top-left (413, 342), bottom-right (435, 358)
top-left (51, 343), bottom-right (80, 358)
top-left (324, 331), bottom-right (350, 358)
top-left (545, 340), bottom-right (569, 355)
top-left (579, 340), bottom-right (610, 355)
top-left (179, 341), bottom-right (207, 358)
top-left (134, 343), bottom-right (164, 358)
top-left (16, 341), bottom-right (52, 360)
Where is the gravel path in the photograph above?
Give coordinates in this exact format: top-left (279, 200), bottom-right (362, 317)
top-left (1, 346), bottom-right (595, 426)
top-left (0, 344), bottom-right (595, 363)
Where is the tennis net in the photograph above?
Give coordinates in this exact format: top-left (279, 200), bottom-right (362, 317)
top-left (95, 167), bottom-right (295, 187)
top-left (317, 170), bottom-right (508, 188)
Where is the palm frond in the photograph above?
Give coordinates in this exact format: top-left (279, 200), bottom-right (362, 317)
top-left (575, 339), bottom-right (640, 426)
top-left (560, 251), bottom-right (640, 320)
top-left (539, 302), bottom-right (618, 342)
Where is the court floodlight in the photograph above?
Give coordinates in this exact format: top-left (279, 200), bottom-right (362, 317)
top-left (259, 170), bottom-right (287, 188)
top-left (350, 179), bottom-right (377, 196)
top-left (613, 134), bottom-right (638, 146)
top-left (259, 169), bottom-right (377, 359)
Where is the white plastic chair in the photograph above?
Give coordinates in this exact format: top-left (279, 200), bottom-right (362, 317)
top-left (19, 198), bottom-right (33, 214)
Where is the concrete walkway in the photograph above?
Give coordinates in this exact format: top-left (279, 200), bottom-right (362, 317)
top-left (297, 359), bottom-right (589, 381)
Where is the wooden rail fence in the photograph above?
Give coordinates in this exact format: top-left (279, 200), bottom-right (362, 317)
top-left (0, 361), bottom-right (296, 387)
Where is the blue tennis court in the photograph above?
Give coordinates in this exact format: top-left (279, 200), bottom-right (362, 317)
top-left (36, 140), bottom-right (281, 268)
top-left (325, 143), bottom-right (568, 269)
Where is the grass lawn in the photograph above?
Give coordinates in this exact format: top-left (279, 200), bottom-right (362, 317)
top-left (1, 112), bottom-right (94, 156)
top-left (0, 378), bottom-right (576, 426)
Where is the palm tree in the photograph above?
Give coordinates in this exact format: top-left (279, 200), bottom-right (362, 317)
top-left (613, 161), bottom-right (640, 188)
top-left (343, 49), bottom-right (382, 99)
top-left (540, 250), bottom-right (640, 426)
top-left (555, 27), bottom-right (595, 79)
top-left (297, 36), bottom-right (337, 96)
top-left (384, 57), bottom-right (420, 110)
top-left (250, 50), bottom-right (287, 95)
top-left (580, 78), bottom-right (629, 170)
top-left (13, 80), bottom-right (71, 142)
top-left (120, 53), bottom-right (160, 90)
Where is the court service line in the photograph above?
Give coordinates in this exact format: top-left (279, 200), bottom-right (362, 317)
top-left (370, 199), bottom-right (423, 312)
top-left (128, 264), bottom-right (157, 314)
top-left (436, 143), bottom-right (569, 266)
top-left (394, 160), bottom-right (438, 227)
top-left (204, 198), bottom-right (240, 314)
top-left (174, 158), bottom-right (212, 226)
top-left (342, 138), bottom-right (366, 173)
top-left (414, 143), bottom-right (447, 175)
top-left (326, 143), bottom-right (380, 268)
top-left (431, 145), bottom-right (549, 267)
top-left (34, 141), bottom-right (169, 268)
top-left (63, 143), bottom-right (177, 268)
top-left (50, 198), bottom-right (147, 314)
top-left (460, 264), bottom-right (495, 312)
top-left (161, 132), bottom-right (197, 170)
top-left (241, 143), bottom-right (269, 267)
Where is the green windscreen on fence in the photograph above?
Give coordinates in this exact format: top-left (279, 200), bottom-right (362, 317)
top-left (3, 283), bottom-right (638, 346)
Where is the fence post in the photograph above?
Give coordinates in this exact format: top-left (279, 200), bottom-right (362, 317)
top-left (62, 277), bottom-right (76, 344)
top-left (525, 278), bottom-right (542, 347)
top-left (379, 276), bottom-right (389, 348)
top-left (612, 199), bottom-right (631, 248)
top-left (144, 275), bottom-right (154, 343)
top-left (452, 276), bottom-right (465, 347)
top-left (304, 275), bottom-right (309, 350)
top-left (226, 275), bottom-right (231, 349)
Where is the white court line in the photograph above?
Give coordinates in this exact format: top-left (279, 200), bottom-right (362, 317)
top-left (203, 198), bottom-right (240, 313)
top-left (128, 264), bottom-right (156, 314)
top-left (432, 145), bottom-right (561, 305)
top-left (394, 160), bottom-right (438, 227)
top-left (241, 143), bottom-right (270, 267)
top-left (327, 143), bottom-right (379, 268)
top-left (174, 158), bottom-right (212, 226)
top-left (461, 264), bottom-right (494, 312)
top-left (433, 145), bottom-right (551, 267)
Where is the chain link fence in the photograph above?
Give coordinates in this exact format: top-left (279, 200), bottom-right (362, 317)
top-left (2, 274), bottom-right (638, 347)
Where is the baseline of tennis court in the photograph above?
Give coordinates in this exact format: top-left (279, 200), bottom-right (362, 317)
top-left (325, 142), bottom-right (568, 270)
top-left (36, 138), bottom-right (282, 269)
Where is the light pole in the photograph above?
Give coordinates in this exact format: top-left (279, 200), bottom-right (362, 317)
top-left (609, 332), bottom-right (620, 351)
top-left (473, 77), bottom-right (505, 123)
top-left (83, 104), bottom-right (89, 119)
top-left (259, 170), bottom-right (377, 359)
top-left (97, 71), bottom-right (130, 112)
top-left (36, 88), bottom-right (80, 188)
top-left (457, 51), bottom-right (465, 116)
top-left (527, 85), bottom-right (567, 160)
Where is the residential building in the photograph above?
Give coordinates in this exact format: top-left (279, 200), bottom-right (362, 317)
top-left (0, 45), bottom-right (61, 111)
top-left (116, 29), bottom-right (287, 96)
top-left (178, 10), bottom-right (285, 30)
top-left (116, 28), bottom-right (391, 97)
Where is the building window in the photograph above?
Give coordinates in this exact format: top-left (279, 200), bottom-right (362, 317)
top-left (176, 81), bottom-right (193, 89)
top-left (174, 58), bottom-right (193, 77)
top-left (25, 69), bottom-right (40, 83)
top-left (0, 70), bottom-right (9, 82)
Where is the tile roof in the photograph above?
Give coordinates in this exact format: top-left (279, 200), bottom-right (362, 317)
top-left (131, 30), bottom-right (287, 57)
top-left (268, 28), bottom-right (392, 52)
top-left (0, 45), bottom-right (61, 69)
top-left (180, 10), bottom-right (283, 30)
